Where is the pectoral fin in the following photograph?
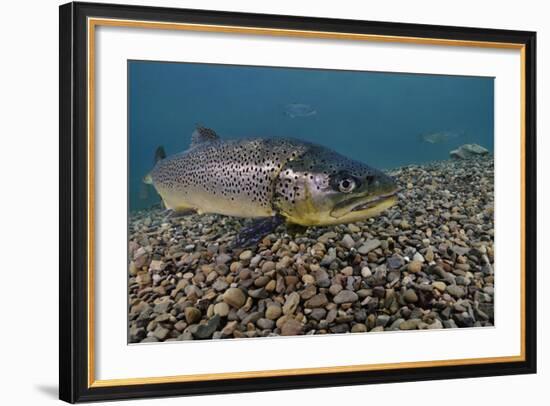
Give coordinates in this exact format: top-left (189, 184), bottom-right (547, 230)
top-left (232, 215), bottom-right (285, 248)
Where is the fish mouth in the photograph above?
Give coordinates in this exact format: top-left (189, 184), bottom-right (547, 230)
top-left (350, 189), bottom-right (399, 212)
top-left (330, 188), bottom-right (400, 219)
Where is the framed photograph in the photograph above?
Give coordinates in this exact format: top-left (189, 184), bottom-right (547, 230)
top-left (59, 1), bottom-right (537, 403)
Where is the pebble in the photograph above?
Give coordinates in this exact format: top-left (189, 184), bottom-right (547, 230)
top-left (177, 331), bottom-right (193, 341)
top-left (212, 279), bottom-right (229, 292)
top-left (404, 289), bottom-right (418, 303)
top-left (361, 267), bottom-right (372, 277)
top-left (432, 281), bottom-right (447, 292)
top-left (257, 318), bottom-right (275, 330)
top-left (216, 253), bottom-right (232, 265)
top-left (413, 252), bottom-right (425, 263)
top-left (239, 250), bottom-right (253, 261)
top-left (428, 319), bottom-right (443, 329)
top-left (261, 261), bottom-right (275, 272)
top-left (357, 239), bottom-right (381, 254)
top-left (283, 292), bottom-right (301, 315)
top-left (351, 323), bottom-right (367, 333)
top-left (310, 308), bottom-right (326, 321)
top-left (329, 284), bottom-right (343, 296)
top-left (389, 318), bottom-right (405, 330)
top-left (341, 234), bottom-right (355, 249)
top-left (281, 319), bottom-right (304, 336)
top-left (221, 321), bottom-right (238, 336)
top-left (376, 314), bottom-right (390, 327)
top-left (254, 275), bottom-right (271, 287)
top-left (407, 260), bottom-right (423, 273)
top-left (153, 325), bottom-right (170, 340)
top-left (223, 288), bottom-right (247, 308)
top-left (425, 247), bottom-right (434, 262)
top-left (213, 302), bottom-right (229, 317)
top-left (447, 285), bottom-right (466, 298)
top-left (302, 274), bottom-right (315, 285)
top-left (318, 231), bottom-right (338, 243)
top-left (305, 293), bottom-right (328, 308)
top-left (341, 266), bottom-right (353, 276)
top-left (399, 319), bottom-right (421, 330)
top-left (184, 307), bottom-right (201, 324)
top-left (333, 290), bottom-right (359, 304)
top-left (314, 268), bottom-right (331, 288)
top-left (387, 254), bottom-right (404, 269)
top-left (194, 315), bottom-right (220, 339)
top-left (230, 261), bottom-right (242, 273)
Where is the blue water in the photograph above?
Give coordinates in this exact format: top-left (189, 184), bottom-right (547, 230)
top-left (129, 61), bottom-right (493, 211)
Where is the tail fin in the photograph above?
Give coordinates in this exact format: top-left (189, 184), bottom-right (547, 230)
top-left (143, 146), bottom-right (166, 184)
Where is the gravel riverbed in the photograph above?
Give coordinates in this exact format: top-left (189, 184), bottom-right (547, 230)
top-left (128, 157), bottom-right (494, 343)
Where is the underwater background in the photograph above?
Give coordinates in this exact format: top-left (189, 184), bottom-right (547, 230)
top-left (129, 61), bottom-right (494, 211)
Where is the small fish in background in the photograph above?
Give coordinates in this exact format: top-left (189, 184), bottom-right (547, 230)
top-left (418, 130), bottom-right (465, 144)
top-left (284, 103), bottom-right (317, 118)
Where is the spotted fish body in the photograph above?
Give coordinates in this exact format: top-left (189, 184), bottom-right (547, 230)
top-left (147, 127), bottom-right (398, 227)
top-left (152, 137), bottom-right (308, 217)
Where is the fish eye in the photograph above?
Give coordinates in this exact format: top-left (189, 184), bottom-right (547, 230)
top-left (338, 178), bottom-right (356, 193)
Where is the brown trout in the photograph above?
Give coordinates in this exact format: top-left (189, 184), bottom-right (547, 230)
top-left (144, 127), bottom-right (398, 242)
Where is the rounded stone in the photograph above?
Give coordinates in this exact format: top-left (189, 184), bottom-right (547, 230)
top-left (283, 292), bottom-right (301, 315)
top-left (333, 290), bottom-right (359, 304)
top-left (302, 274), bottom-right (316, 285)
top-left (213, 302), bottom-right (230, 317)
top-left (432, 281), bottom-right (447, 292)
top-left (256, 318), bottom-right (275, 330)
top-left (413, 252), bottom-right (425, 263)
top-left (361, 267), bottom-right (372, 277)
top-left (239, 250), bottom-right (253, 261)
top-left (281, 319), bottom-right (304, 336)
top-left (407, 260), bottom-right (423, 273)
top-left (223, 288), bottom-right (247, 308)
top-left (341, 266), bottom-right (354, 276)
top-left (341, 234), bottom-right (355, 249)
top-left (261, 261), bottom-right (275, 272)
top-left (351, 323), bottom-right (367, 333)
top-left (447, 284), bottom-right (466, 298)
top-left (403, 289), bottom-right (418, 303)
top-left (184, 307), bottom-right (201, 324)
top-left (265, 305), bottom-right (282, 320)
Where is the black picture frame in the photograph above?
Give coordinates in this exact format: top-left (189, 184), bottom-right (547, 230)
top-left (59, 1), bottom-right (537, 403)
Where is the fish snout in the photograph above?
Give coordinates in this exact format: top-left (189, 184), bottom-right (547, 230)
top-left (365, 171), bottom-right (398, 196)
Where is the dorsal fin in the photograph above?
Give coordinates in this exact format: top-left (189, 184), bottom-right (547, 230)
top-left (154, 146), bottom-right (166, 164)
top-left (191, 126), bottom-right (219, 148)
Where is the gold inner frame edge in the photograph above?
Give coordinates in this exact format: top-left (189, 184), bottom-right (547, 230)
top-left (86, 17), bottom-right (527, 388)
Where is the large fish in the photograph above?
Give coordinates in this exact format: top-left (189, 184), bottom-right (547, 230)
top-left (144, 127), bottom-right (398, 244)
